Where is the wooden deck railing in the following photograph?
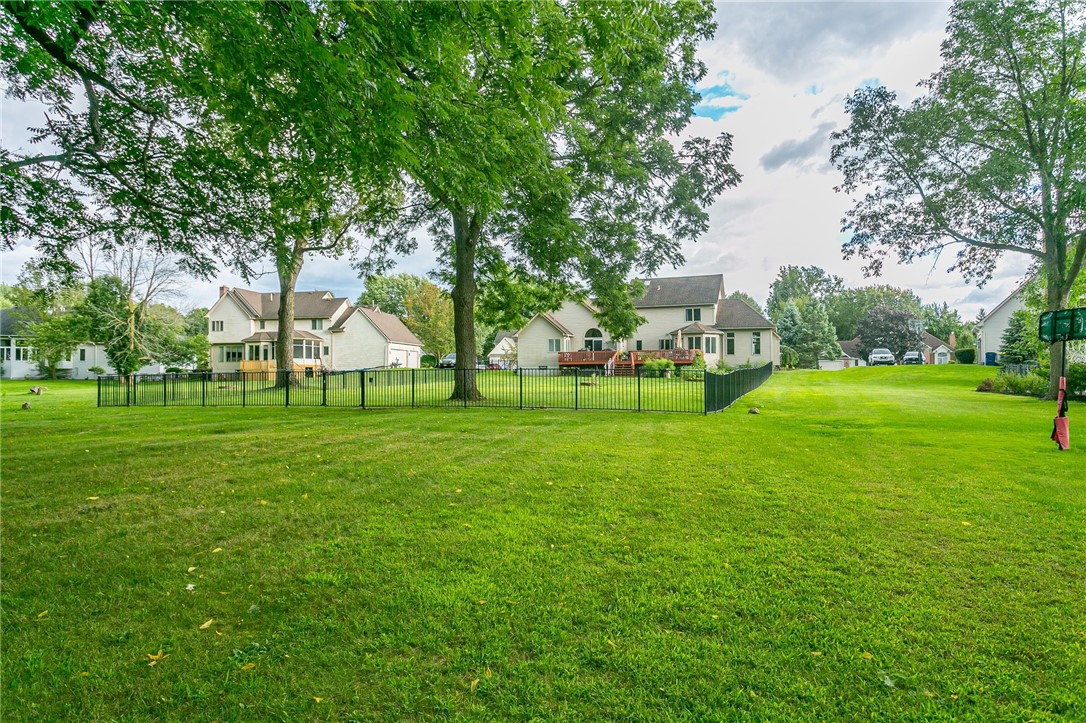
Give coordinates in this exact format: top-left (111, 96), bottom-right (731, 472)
top-left (557, 349), bottom-right (697, 366)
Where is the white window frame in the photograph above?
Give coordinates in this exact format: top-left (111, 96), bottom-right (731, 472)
top-left (211, 320), bottom-right (224, 332)
top-left (705, 336), bottom-right (717, 354)
top-left (685, 308), bottom-right (702, 322)
top-left (752, 332), bottom-right (762, 355)
top-left (548, 338), bottom-right (562, 353)
top-left (311, 319), bottom-right (323, 330)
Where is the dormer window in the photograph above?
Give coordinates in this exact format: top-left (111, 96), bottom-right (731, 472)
top-left (685, 308), bottom-right (701, 322)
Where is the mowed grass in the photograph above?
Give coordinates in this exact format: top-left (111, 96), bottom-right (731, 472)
top-left (1, 366), bottom-right (1083, 721)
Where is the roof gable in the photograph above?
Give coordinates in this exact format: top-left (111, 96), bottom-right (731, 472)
top-left (224, 288), bottom-right (348, 320)
top-left (633, 274), bottom-right (724, 307)
top-left (715, 299), bottom-right (775, 330)
top-left (354, 306), bottom-right (423, 346)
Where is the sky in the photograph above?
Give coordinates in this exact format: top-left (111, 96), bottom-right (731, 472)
top-left (1, 1), bottom-right (1029, 319)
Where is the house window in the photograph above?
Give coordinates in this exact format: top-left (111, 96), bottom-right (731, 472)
top-left (752, 332), bottom-right (762, 355)
top-left (14, 342), bottom-right (31, 361)
top-left (659, 339), bottom-right (673, 350)
top-left (211, 320), bottom-right (224, 332)
top-left (311, 319), bottom-right (323, 330)
top-left (263, 345), bottom-right (270, 361)
top-left (548, 338), bottom-right (562, 353)
top-left (79, 348), bottom-right (86, 362)
top-left (584, 328), bottom-right (604, 351)
top-left (294, 340), bottom-right (321, 359)
top-left (218, 345), bottom-right (243, 363)
top-left (248, 344), bottom-right (260, 361)
top-left (635, 340), bottom-right (643, 351)
top-left (259, 320), bottom-right (266, 330)
top-left (0, 348), bottom-right (9, 361)
top-left (687, 336), bottom-right (702, 350)
top-left (705, 336), bottom-right (717, 354)
top-left (726, 332), bottom-right (735, 355)
top-left (685, 308), bottom-right (701, 322)
top-left (323, 345), bottom-right (330, 356)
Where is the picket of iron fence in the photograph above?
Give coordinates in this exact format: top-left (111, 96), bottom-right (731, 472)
top-left (97, 364), bottom-right (772, 414)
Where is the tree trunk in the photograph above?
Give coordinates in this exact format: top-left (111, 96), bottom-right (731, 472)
top-left (275, 240), bottom-right (305, 388)
top-left (450, 209), bottom-right (483, 401)
top-left (1045, 273), bottom-right (1072, 399)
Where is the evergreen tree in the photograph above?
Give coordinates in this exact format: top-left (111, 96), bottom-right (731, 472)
top-left (794, 300), bottom-right (842, 368)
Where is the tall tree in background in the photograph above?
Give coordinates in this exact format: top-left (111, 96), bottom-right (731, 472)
top-left (356, 274), bottom-right (425, 319)
top-left (824, 285), bottom-right (923, 340)
top-left (855, 305), bottom-right (923, 361)
top-left (403, 281), bottom-right (455, 359)
top-left (357, 1), bottom-right (739, 399)
top-left (921, 301), bottom-right (963, 343)
top-left (832, 0), bottom-right (1086, 396)
top-left (728, 290), bottom-right (764, 315)
top-left (765, 265), bottom-right (844, 324)
top-left (776, 298), bottom-right (840, 368)
top-left (999, 309), bottom-right (1046, 363)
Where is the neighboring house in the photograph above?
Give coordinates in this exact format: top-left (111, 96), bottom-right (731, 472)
top-left (819, 338), bottom-right (867, 370)
top-left (1, 308), bottom-right (163, 380)
top-left (921, 331), bottom-right (954, 365)
top-left (515, 274), bottom-right (780, 371)
top-left (976, 283), bottom-right (1028, 364)
top-left (206, 286), bottom-right (423, 374)
top-left (487, 331), bottom-right (517, 369)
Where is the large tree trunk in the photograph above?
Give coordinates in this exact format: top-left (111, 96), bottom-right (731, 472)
top-left (450, 209), bottom-right (483, 401)
top-left (1045, 270), bottom-right (1072, 400)
top-left (274, 240), bottom-right (305, 388)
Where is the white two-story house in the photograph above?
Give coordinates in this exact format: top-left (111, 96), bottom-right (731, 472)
top-left (206, 287), bottom-right (423, 374)
top-left (515, 274), bottom-right (780, 371)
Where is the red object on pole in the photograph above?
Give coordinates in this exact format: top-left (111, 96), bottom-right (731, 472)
top-left (1051, 376), bottom-right (1070, 450)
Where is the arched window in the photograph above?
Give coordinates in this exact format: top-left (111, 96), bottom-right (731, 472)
top-left (584, 328), bottom-right (604, 351)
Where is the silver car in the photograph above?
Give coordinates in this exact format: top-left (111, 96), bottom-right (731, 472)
top-left (868, 348), bottom-right (895, 366)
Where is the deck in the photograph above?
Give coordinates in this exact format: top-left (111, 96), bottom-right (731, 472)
top-left (556, 349), bottom-right (697, 368)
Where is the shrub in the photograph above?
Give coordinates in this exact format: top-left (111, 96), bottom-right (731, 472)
top-left (987, 370), bottom-right (1048, 397)
top-left (1065, 363), bottom-right (1086, 398)
top-left (955, 348), bottom-right (976, 364)
top-left (779, 345), bottom-right (799, 369)
top-left (690, 350), bottom-right (706, 370)
top-left (421, 354), bottom-right (437, 368)
top-left (88, 366), bottom-right (106, 375)
top-left (642, 358), bottom-right (675, 378)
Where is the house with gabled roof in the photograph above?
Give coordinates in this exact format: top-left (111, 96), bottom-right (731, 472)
top-left (206, 286), bottom-right (423, 374)
top-left (514, 274), bottom-right (780, 371)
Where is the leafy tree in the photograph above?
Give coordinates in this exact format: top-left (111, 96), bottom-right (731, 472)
top-left (825, 285), bottom-right (922, 340)
top-left (402, 281), bottom-right (455, 359)
top-left (775, 300), bottom-right (806, 350)
top-left (856, 305), bottom-right (923, 361)
top-left (357, 274), bottom-right (425, 319)
top-left (777, 299), bottom-right (841, 368)
top-left (921, 301), bottom-right (962, 343)
top-left (728, 290), bottom-right (764, 315)
top-left (26, 312), bottom-right (77, 378)
top-left (832, 0), bottom-right (1086, 396)
top-left (358, 1), bottom-right (740, 399)
top-left (766, 265), bottom-right (844, 324)
top-left (1000, 309), bottom-right (1045, 363)
top-left (1, 2), bottom-right (256, 280)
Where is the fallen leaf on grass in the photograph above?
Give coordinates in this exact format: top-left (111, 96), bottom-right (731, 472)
top-left (470, 679), bottom-right (479, 694)
top-left (961, 521), bottom-right (971, 527)
top-left (212, 547), bottom-right (223, 553)
top-left (811, 652), bottom-right (822, 657)
top-left (240, 663), bottom-right (256, 671)
top-left (37, 610), bottom-right (48, 619)
top-left (187, 566), bottom-right (197, 573)
top-left (86, 496), bottom-right (99, 501)
top-left (607, 639), bottom-right (617, 648)
top-left (485, 666), bottom-right (492, 679)
top-left (199, 618), bottom-right (215, 630)
top-left (862, 652), bottom-right (873, 660)
top-left (312, 697), bottom-right (322, 703)
top-left (146, 650), bottom-right (169, 666)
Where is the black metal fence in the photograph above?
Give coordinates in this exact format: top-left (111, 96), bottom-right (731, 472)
top-left (97, 364), bottom-right (772, 414)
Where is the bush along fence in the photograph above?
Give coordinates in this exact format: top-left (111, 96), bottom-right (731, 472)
top-left (97, 364), bottom-right (772, 415)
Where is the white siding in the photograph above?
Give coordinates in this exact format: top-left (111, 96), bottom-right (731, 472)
top-left (977, 292), bottom-right (1026, 364)
top-left (720, 329), bottom-right (779, 367)
top-left (516, 317), bottom-right (568, 369)
top-left (327, 312), bottom-right (421, 369)
top-left (632, 305), bottom-right (714, 351)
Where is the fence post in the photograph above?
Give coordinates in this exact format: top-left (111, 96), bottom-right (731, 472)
top-left (284, 371), bottom-right (290, 407)
top-left (463, 369), bottom-right (468, 408)
top-left (359, 370), bottom-right (365, 408)
top-left (130, 375), bottom-right (135, 407)
top-left (411, 369), bottom-right (416, 408)
top-left (322, 371), bottom-right (328, 407)
top-left (96, 377), bottom-right (101, 407)
top-left (519, 370), bottom-right (524, 409)
top-left (202, 372), bottom-right (207, 407)
top-left (637, 366), bottom-right (641, 412)
top-left (242, 371), bottom-right (246, 407)
top-left (163, 373), bottom-right (168, 406)
top-left (574, 367), bottom-right (579, 410)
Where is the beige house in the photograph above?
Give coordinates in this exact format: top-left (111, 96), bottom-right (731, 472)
top-left (515, 274), bottom-right (780, 371)
top-left (206, 287), bottom-right (423, 374)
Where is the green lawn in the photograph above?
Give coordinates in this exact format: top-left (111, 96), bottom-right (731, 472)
top-left (2, 366), bottom-right (1083, 720)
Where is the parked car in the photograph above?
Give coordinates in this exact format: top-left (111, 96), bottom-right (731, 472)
top-left (868, 348), bottom-right (895, 366)
top-left (901, 351), bottom-right (924, 365)
top-left (437, 353), bottom-right (457, 368)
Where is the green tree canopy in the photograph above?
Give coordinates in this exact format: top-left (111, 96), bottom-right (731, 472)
top-left (855, 305), bottom-right (923, 361)
top-left (766, 265), bottom-right (844, 324)
top-left (357, 274), bottom-right (425, 319)
top-left (832, 0), bottom-right (1086, 396)
top-left (824, 285), bottom-right (922, 340)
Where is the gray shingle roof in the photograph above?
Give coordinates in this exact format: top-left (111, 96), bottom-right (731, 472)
top-left (714, 299), bottom-right (775, 330)
top-left (838, 338), bottom-right (862, 358)
top-left (229, 289), bottom-right (349, 320)
top-left (633, 274), bottom-right (724, 307)
top-left (355, 307), bottom-right (423, 346)
top-left (493, 330), bottom-right (516, 345)
top-left (240, 330), bottom-right (322, 342)
top-left (0, 307), bottom-right (36, 337)
top-left (921, 331), bottom-right (950, 350)
top-left (672, 322), bottom-right (720, 335)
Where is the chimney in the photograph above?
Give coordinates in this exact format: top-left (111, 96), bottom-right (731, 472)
top-left (949, 331), bottom-right (956, 349)
top-left (219, 285), bottom-right (229, 298)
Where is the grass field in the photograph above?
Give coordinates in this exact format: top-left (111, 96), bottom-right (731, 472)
top-left (1, 366), bottom-right (1083, 720)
